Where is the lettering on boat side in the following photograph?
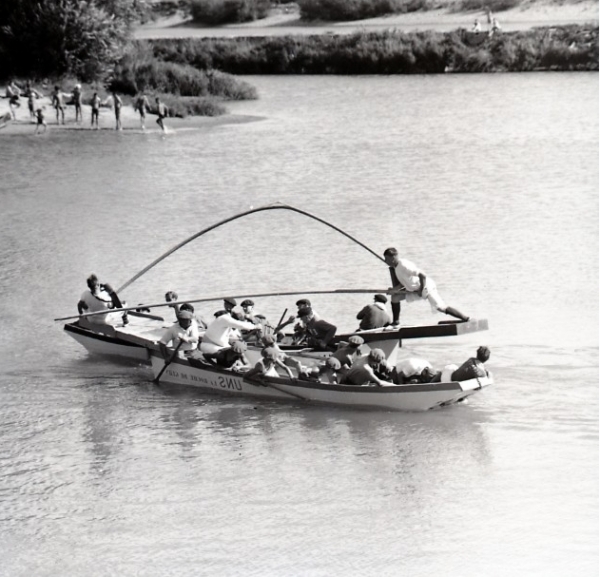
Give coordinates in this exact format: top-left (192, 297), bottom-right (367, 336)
top-left (218, 376), bottom-right (242, 391)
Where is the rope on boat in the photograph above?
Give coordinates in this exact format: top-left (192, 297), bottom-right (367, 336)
top-left (115, 202), bottom-right (386, 294)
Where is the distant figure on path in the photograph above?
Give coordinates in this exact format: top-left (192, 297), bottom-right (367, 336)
top-left (112, 92), bottom-right (122, 130)
top-left (490, 17), bottom-right (501, 36)
top-left (383, 247), bottom-right (470, 324)
top-left (90, 92), bottom-right (101, 129)
top-left (135, 92), bottom-right (150, 130)
top-left (155, 97), bottom-right (168, 132)
top-left (472, 19), bottom-right (482, 32)
top-left (73, 84), bottom-right (83, 123)
top-left (34, 107), bottom-right (47, 134)
top-left (51, 85), bottom-right (65, 125)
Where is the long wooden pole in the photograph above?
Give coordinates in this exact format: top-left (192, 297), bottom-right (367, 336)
top-left (115, 203), bottom-right (386, 294)
top-left (54, 288), bottom-right (395, 322)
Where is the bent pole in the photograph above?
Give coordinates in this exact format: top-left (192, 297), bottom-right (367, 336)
top-left (116, 203), bottom-right (386, 294)
top-left (54, 287), bottom-right (397, 322)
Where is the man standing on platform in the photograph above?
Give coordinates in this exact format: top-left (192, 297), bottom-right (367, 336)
top-left (383, 247), bottom-right (470, 325)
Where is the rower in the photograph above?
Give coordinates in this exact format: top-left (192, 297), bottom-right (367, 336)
top-left (158, 310), bottom-right (199, 358)
top-left (200, 305), bottom-right (258, 355)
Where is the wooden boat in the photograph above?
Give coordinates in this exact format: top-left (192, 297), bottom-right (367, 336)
top-left (149, 350), bottom-right (494, 412)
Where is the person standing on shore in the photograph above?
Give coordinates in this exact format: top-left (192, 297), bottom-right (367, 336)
top-left (51, 85), bottom-right (65, 125)
top-left (135, 92), bottom-right (150, 130)
top-left (383, 247), bottom-right (470, 324)
top-left (155, 97), bottom-right (168, 132)
top-left (112, 91), bottom-right (122, 130)
top-left (34, 107), bottom-right (47, 134)
top-left (25, 82), bottom-right (42, 122)
top-left (73, 84), bottom-right (83, 124)
top-left (90, 92), bottom-right (101, 129)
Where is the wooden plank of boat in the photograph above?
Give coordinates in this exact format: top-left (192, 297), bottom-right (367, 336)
top-left (150, 352), bottom-right (493, 412)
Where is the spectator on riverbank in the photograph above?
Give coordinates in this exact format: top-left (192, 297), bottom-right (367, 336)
top-left (73, 84), bottom-right (83, 124)
top-left (25, 82), bottom-right (42, 122)
top-left (90, 92), bottom-right (101, 129)
top-left (156, 96), bottom-right (168, 132)
top-left (112, 92), bottom-right (122, 130)
top-left (472, 19), bottom-right (482, 32)
top-left (135, 92), bottom-right (150, 130)
top-left (51, 85), bottom-right (66, 125)
top-left (34, 107), bottom-right (47, 134)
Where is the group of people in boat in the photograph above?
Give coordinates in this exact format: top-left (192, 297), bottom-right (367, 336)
top-left (76, 247), bottom-right (485, 386)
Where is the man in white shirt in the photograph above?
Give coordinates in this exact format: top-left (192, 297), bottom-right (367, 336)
top-left (383, 247), bottom-right (469, 325)
top-left (77, 274), bottom-right (126, 325)
top-left (200, 306), bottom-right (258, 355)
top-left (158, 310), bottom-right (199, 357)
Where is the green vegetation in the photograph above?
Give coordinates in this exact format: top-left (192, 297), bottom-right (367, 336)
top-left (146, 25), bottom-right (598, 74)
top-left (110, 44), bottom-right (258, 99)
top-left (190, 0), bottom-right (270, 24)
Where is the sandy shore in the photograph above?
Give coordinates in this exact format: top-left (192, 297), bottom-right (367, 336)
top-left (0, 95), bottom-right (261, 135)
top-left (136, 0), bottom-right (598, 39)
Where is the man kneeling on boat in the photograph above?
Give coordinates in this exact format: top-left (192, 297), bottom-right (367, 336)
top-left (339, 349), bottom-right (392, 387)
top-left (158, 310), bottom-right (200, 358)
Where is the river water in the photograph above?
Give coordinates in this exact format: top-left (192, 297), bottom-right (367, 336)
top-left (0, 73), bottom-right (597, 576)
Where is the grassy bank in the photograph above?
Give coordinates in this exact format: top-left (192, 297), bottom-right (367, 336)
top-left (145, 24), bottom-right (597, 74)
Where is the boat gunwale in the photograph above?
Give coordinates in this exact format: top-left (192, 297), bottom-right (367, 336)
top-left (152, 351), bottom-right (492, 395)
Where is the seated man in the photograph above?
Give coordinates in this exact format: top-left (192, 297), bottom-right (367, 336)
top-left (392, 357), bottom-right (437, 384)
top-left (442, 346), bottom-right (491, 382)
top-left (356, 294), bottom-right (391, 331)
top-left (331, 335), bottom-right (364, 368)
top-left (297, 306), bottom-right (337, 351)
top-left (341, 349), bottom-right (390, 387)
top-left (165, 290), bottom-right (179, 320)
top-left (214, 296), bottom-right (237, 318)
top-left (245, 346), bottom-right (294, 381)
top-left (203, 340), bottom-right (250, 372)
top-left (78, 274), bottom-right (127, 325)
top-left (158, 310), bottom-right (199, 358)
top-left (179, 302), bottom-right (208, 331)
top-left (260, 334), bottom-right (304, 375)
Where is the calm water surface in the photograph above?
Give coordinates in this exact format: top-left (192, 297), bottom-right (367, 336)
top-left (0, 73), bottom-right (597, 576)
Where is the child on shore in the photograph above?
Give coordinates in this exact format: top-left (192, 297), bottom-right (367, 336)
top-left (35, 107), bottom-right (47, 134)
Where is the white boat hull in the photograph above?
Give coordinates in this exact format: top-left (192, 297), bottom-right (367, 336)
top-left (150, 353), bottom-right (493, 412)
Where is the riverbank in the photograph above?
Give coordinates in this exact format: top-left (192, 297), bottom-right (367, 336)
top-left (0, 94), bottom-right (260, 135)
top-left (136, 0), bottom-right (599, 39)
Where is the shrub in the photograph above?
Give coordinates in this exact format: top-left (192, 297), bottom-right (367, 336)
top-left (150, 93), bottom-right (227, 117)
top-left (110, 44), bottom-right (258, 99)
top-left (190, 0), bottom-right (270, 24)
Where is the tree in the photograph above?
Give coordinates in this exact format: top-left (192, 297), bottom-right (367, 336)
top-left (0, 0), bottom-right (136, 80)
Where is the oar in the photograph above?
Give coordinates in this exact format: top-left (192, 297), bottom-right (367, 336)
top-left (154, 341), bottom-right (184, 384)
